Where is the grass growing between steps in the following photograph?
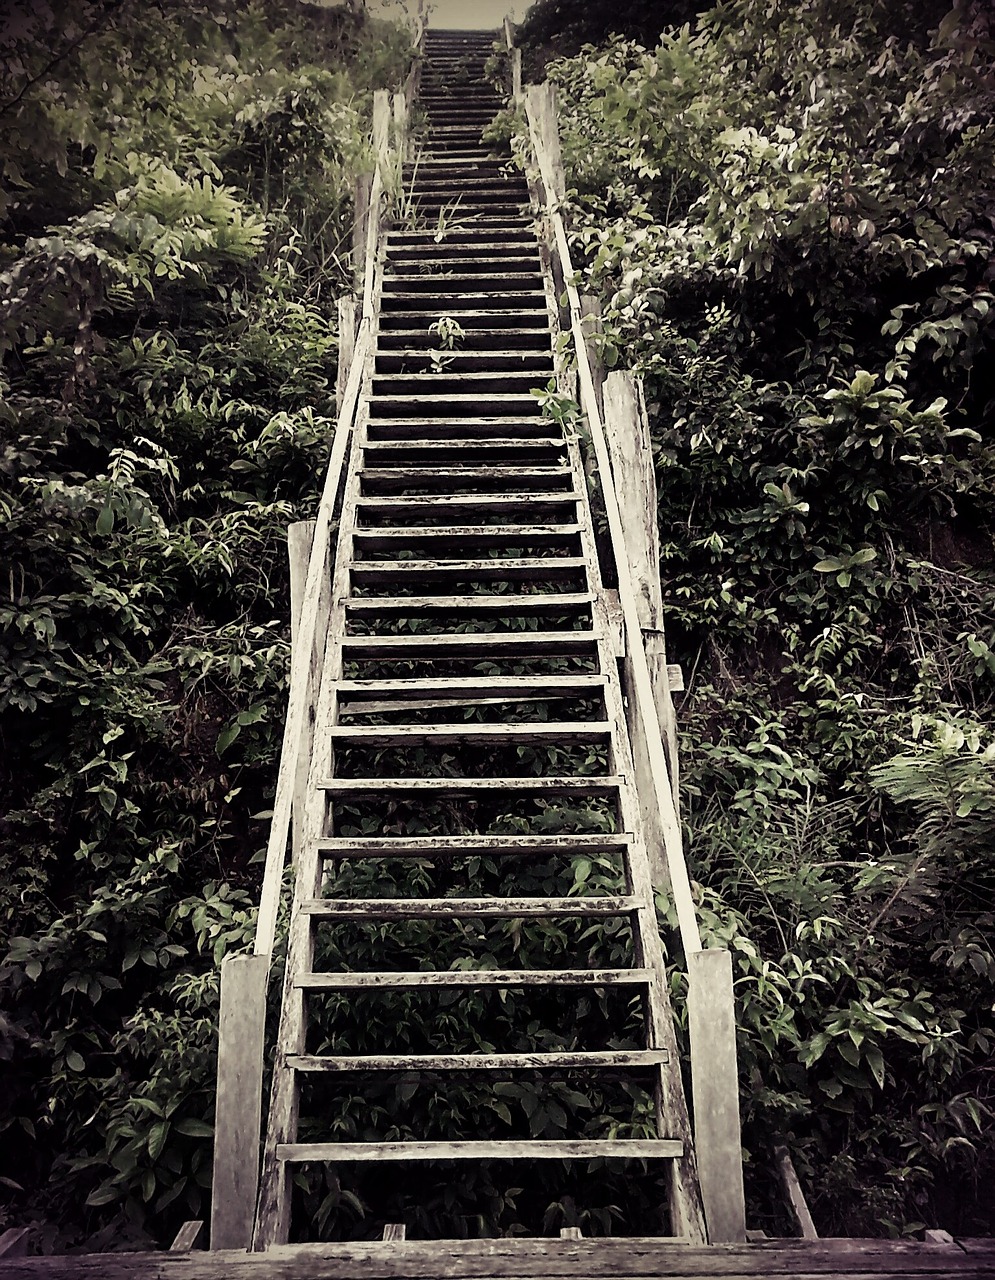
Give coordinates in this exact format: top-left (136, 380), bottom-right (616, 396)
top-left (0, 0), bottom-right (413, 1250)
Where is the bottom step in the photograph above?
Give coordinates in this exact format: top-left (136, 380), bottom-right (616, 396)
top-left (277, 1139), bottom-right (683, 1162)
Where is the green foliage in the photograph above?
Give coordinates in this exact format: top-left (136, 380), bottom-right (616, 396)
top-left (0, 0), bottom-right (412, 1250)
top-left (528, 0), bottom-right (995, 1237)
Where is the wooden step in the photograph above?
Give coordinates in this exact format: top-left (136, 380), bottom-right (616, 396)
top-left (378, 309), bottom-right (547, 329)
top-left (334, 674), bottom-right (605, 703)
top-left (349, 557), bottom-right (588, 585)
top-left (315, 832), bottom-right (629, 858)
top-left (319, 775), bottom-right (622, 796)
top-left (328, 720), bottom-right (610, 745)
top-left (379, 294), bottom-right (546, 314)
top-left (296, 968), bottom-right (649, 989)
top-left (381, 274), bottom-right (539, 294)
top-left (288, 1049), bottom-right (668, 1071)
top-left (358, 465), bottom-right (571, 492)
top-left (351, 525), bottom-right (582, 553)
top-left (366, 394), bottom-right (542, 419)
top-left (344, 593), bottom-right (593, 616)
top-left (300, 894), bottom-right (636, 918)
top-left (374, 354), bottom-right (553, 374)
top-left (356, 493), bottom-right (580, 515)
top-left (361, 439), bottom-right (567, 463)
top-left (366, 419), bottom-right (558, 442)
top-left (339, 632), bottom-right (597, 659)
top-left (277, 1138), bottom-right (682, 1162)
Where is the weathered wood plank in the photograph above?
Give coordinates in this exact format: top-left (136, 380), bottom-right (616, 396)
top-left (299, 895), bottom-right (636, 919)
top-left (774, 1141), bottom-right (819, 1240)
top-left (286, 1050), bottom-right (668, 1072)
top-left (336, 296), bottom-right (358, 416)
top-left (296, 968), bottom-right (651, 989)
top-left (315, 832), bottom-right (629, 857)
top-left (336, 675), bottom-right (605, 700)
top-left (687, 949), bottom-right (746, 1243)
top-left (319, 775), bottom-right (622, 796)
top-left (327, 722), bottom-right (608, 746)
top-left (169, 1222), bottom-right (204, 1252)
top-left (276, 1139), bottom-right (684, 1163)
top-left (209, 954), bottom-right (268, 1250)
top-left (3, 1236), bottom-right (994, 1278)
top-left (0, 1231), bottom-right (30, 1260)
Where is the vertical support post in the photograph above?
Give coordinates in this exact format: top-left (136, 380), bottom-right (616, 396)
top-left (525, 84), bottom-right (566, 203)
top-left (353, 172), bottom-right (373, 296)
top-left (687, 949), bottom-right (747, 1243)
top-left (372, 90), bottom-right (391, 168)
top-left (210, 954), bottom-right (268, 1250)
top-left (602, 370), bottom-right (680, 813)
top-left (579, 294), bottom-right (605, 419)
top-left (336, 296), bottom-right (358, 417)
top-left (287, 521), bottom-right (319, 867)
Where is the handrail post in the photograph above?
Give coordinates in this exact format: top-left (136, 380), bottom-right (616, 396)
top-left (688, 949), bottom-right (747, 1242)
top-left (210, 953), bottom-right (268, 1249)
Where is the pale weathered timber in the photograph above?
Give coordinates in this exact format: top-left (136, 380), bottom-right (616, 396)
top-left (209, 954), bottom-right (268, 1250)
top-left (349, 557), bottom-right (588, 584)
top-left (169, 1222), bottom-right (204, 1252)
top-left (338, 633), bottom-right (595, 659)
top-left (774, 1141), bottom-right (819, 1240)
top-left (327, 721), bottom-right (610, 747)
top-left (336, 296), bottom-right (358, 415)
top-left (286, 1049), bottom-right (668, 1071)
top-left (318, 775), bottom-right (622, 796)
top-left (602, 369), bottom-right (681, 814)
top-left (356, 490), bottom-right (580, 510)
top-left (287, 521), bottom-right (316, 865)
top-left (276, 1139), bottom-right (684, 1162)
top-left (344, 591), bottom-right (594, 614)
top-left (334, 674), bottom-right (605, 700)
top-left (353, 172), bottom-right (373, 293)
top-left (299, 895), bottom-right (637, 918)
top-left (3, 1236), bottom-right (994, 1279)
top-left (314, 832), bottom-right (630, 858)
top-left (296, 968), bottom-right (650, 990)
top-left (0, 1233), bottom-right (30, 1261)
top-left (687, 949), bottom-right (747, 1243)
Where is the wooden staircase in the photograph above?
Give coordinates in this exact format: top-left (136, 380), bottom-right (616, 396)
top-left (250, 27), bottom-right (706, 1248)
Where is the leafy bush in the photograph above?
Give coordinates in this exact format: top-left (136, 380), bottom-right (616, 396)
top-left (527, 0), bottom-right (995, 1237)
top-left (0, 0), bottom-right (412, 1249)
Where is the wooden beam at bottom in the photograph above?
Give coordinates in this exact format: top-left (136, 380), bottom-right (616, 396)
top-left (3, 1235), bottom-right (994, 1277)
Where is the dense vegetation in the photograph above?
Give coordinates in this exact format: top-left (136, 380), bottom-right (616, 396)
top-left (0, 0), bottom-right (411, 1249)
top-left (515, 0), bottom-right (995, 1238)
top-left (2, 0), bottom-right (993, 1252)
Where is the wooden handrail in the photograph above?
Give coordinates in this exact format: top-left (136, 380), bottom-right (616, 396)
top-left (253, 92), bottom-right (400, 966)
top-left (522, 89), bottom-right (703, 962)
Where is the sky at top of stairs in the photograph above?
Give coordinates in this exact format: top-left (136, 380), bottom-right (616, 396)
top-left (367, 0), bottom-right (528, 29)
